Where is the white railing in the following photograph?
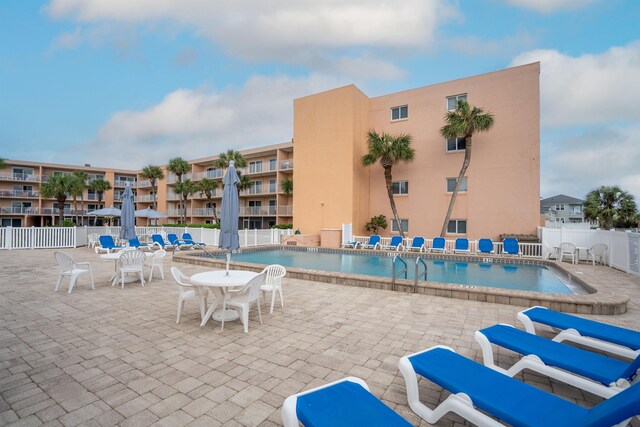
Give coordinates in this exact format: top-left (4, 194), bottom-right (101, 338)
top-left (0, 206), bottom-right (34, 214)
top-left (278, 205), bottom-right (293, 216)
top-left (0, 172), bottom-right (40, 182)
top-left (136, 194), bottom-right (155, 202)
top-left (279, 159), bottom-right (293, 171)
top-left (0, 190), bottom-right (40, 198)
top-left (167, 173), bottom-right (192, 184)
top-left (192, 169), bottom-right (223, 180)
top-left (192, 208), bottom-right (220, 217)
top-left (136, 180), bottom-right (152, 188)
top-left (0, 226), bottom-right (77, 250)
top-left (247, 186), bottom-right (263, 195)
top-left (239, 206), bottom-right (277, 216)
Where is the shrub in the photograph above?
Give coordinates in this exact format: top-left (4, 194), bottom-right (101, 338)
top-left (272, 223), bottom-right (293, 229)
top-left (365, 215), bottom-right (387, 234)
top-left (62, 219), bottom-right (75, 227)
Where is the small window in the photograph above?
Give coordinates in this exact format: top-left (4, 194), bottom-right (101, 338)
top-left (391, 181), bottom-right (409, 195)
top-left (392, 219), bottom-right (409, 233)
top-left (447, 94), bottom-right (467, 111)
top-left (391, 105), bottom-right (408, 121)
top-left (555, 204), bottom-right (565, 211)
top-left (446, 137), bottom-right (466, 151)
top-left (446, 177), bottom-right (468, 192)
top-left (447, 219), bottom-right (467, 234)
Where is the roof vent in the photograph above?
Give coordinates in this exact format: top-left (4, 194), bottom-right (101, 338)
top-left (84, 164), bottom-right (91, 167)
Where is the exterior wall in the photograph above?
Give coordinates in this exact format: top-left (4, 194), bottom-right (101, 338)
top-left (293, 85), bottom-right (370, 234)
top-left (295, 63), bottom-right (540, 240)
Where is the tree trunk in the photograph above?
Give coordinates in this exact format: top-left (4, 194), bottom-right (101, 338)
top-left (152, 181), bottom-right (158, 226)
top-left (73, 196), bottom-right (78, 225)
top-left (57, 195), bottom-right (66, 226)
top-left (80, 193), bottom-right (85, 226)
top-left (440, 137), bottom-right (473, 237)
top-left (182, 194), bottom-right (188, 225)
top-left (384, 166), bottom-right (404, 238)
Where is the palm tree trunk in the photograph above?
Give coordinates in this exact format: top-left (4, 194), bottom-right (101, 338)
top-left (58, 196), bottom-right (66, 226)
top-left (80, 194), bottom-right (85, 226)
top-left (384, 166), bottom-right (404, 238)
top-left (440, 138), bottom-right (472, 237)
top-left (152, 181), bottom-right (158, 226)
top-left (73, 196), bottom-right (78, 225)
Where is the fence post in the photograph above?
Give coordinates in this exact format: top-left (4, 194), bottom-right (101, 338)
top-left (244, 230), bottom-right (248, 247)
top-left (254, 229), bottom-right (258, 247)
top-left (31, 226), bottom-right (35, 250)
top-left (7, 226), bottom-right (12, 250)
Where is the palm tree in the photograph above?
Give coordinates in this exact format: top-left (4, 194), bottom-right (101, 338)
top-left (214, 149), bottom-right (247, 169)
top-left (90, 178), bottom-right (112, 224)
top-left (41, 175), bottom-right (75, 226)
top-left (281, 178), bottom-right (293, 195)
top-left (361, 130), bottom-right (414, 238)
top-left (140, 165), bottom-right (164, 210)
top-left (167, 157), bottom-right (191, 223)
top-left (175, 179), bottom-right (197, 224)
top-left (0, 158), bottom-right (7, 169)
top-left (198, 178), bottom-right (219, 223)
top-left (72, 170), bottom-right (89, 225)
top-left (584, 186), bottom-right (639, 229)
top-left (439, 100), bottom-right (494, 237)
top-left (69, 175), bottom-right (85, 225)
top-left (237, 174), bottom-right (252, 194)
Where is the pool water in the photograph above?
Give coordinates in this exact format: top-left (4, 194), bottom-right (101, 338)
top-left (229, 249), bottom-right (578, 294)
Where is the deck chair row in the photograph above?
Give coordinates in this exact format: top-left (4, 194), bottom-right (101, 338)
top-left (282, 306), bottom-right (640, 426)
top-left (343, 235), bottom-right (522, 255)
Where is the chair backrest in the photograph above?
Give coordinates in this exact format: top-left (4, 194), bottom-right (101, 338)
top-left (152, 249), bottom-right (166, 264)
top-left (119, 250), bottom-right (146, 268)
top-left (54, 251), bottom-right (75, 272)
top-left (368, 235), bottom-right (381, 245)
top-left (170, 266), bottom-right (194, 291)
top-left (152, 234), bottom-right (165, 246)
top-left (559, 242), bottom-right (576, 253)
top-left (503, 238), bottom-right (519, 254)
top-left (389, 236), bottom-right (403, 247)
top-left (129, 237), bottom-right (141, 247)
top-left (182, 233), bottom-right (194, 242)
top-left (261, 264), bottom-right (286, 287)
top-left (478, 238), bottom-right (493, 253)
top-left (411, 236), bottom-right (425, 248)
top-left (432, 237), bottom-right (445, 249)
top-left (455, 238), bottom-right (469, 250)
top-left (167, 234), bottom-right (180, 245)
top-left (590, 243), bottom-right (608, 256)
top-left (585, 382), bottom-right (640, 427)
top-left (244, 273), bottom-right (266, 302)
top-left (99, 235), bottom-right (116, 248)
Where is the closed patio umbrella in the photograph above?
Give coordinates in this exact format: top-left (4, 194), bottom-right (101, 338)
top-left (119, 183), bottom-right (136, 241)
top-left (219, 160), bottom-right (240, 275)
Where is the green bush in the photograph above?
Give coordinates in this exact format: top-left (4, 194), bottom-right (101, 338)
top-left (62, 219), bottom-right (75, 227)
top-left (164, 223), bottom-right (220, 229)
top-left (272, 223), bottom-right (293, 229)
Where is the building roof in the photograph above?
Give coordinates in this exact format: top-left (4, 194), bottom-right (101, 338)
top-left (540, 194), bottom-right (585, 205)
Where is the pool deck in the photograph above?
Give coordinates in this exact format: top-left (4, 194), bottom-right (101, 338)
top-left (1, 247), bottom-right (639, 426)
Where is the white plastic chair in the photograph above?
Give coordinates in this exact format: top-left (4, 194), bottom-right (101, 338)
top-left (148, 249), bottom-right (166, 282)
top-left (260, 264), bottom-right (286, 314)
top-left (221, 273), bottom-right (265, 333)
top-left (87, 234), bottom-right (99, 249)
top-left (116, 250), bottom-right (146, 289)
top-left (587, 243), bottom-right (608, 266)
top-left (558, 242), bottom-right (577, 264)
top-left (171, 267), bottom-right (207, 324)
top-left (54, 251), bottom-right (94, 294)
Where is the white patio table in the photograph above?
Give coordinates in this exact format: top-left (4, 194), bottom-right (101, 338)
top-left (190, 270), bottom-right (259, 327)
top-left (100, 251), bottom-right (154, 285)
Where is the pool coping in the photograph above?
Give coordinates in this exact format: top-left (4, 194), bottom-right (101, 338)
top-left (173, 245), bottom-right (629, 315)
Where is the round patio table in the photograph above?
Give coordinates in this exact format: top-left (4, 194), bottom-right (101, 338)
top-left (190, 270), bottom-right (259, 327)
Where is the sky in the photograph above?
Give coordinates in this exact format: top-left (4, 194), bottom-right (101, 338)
top-left (1, 0), bottom-right (639, 201)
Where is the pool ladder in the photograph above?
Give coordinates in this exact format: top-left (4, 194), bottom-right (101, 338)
top-left (391, 254), bottom-right (428, 292)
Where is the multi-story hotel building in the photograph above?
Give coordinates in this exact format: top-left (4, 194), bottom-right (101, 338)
top-left (1, 63), bottom-right (540, 239)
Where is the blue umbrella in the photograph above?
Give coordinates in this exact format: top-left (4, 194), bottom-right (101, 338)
top-left (119, 183), bottom-right (136, 241)
top-left (219, 160), bottom-right (240, 274)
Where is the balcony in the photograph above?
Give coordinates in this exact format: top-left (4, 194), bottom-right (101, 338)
top-left (278, 205), bottom-right (293, 216)
top-left (166, 209), bottom-right (182, 217)
top-left (167, 173), bottom-right (192, 184)
top-left (167, 192), bottom-right (181, 201)
top-left (86, 194), bottom-right (99, 201)
top-left (0, 190), bottom-right (40, 198)
top-left (192, 208), bottom-right (220, 217)
top-left (136, 194), bottom-right (155, 203)
top-left (136, 180), bottom-right (152, 188)
top-left (0, 206), bottom-right (35, 214)
top-left (239, 206), bottom-right (277, 216)
top-left (279, 159), bottom-right (293, 171)
top-left (0, 172), bottom-right (40, 182)
top-left (246, 186), bottom-right (264, 195)
top-left (192, 169), bottom-right (223, 180)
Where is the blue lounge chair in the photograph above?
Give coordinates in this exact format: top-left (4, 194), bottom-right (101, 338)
top-left (407, 236), bottom-right (426, 252)
top-left (361, 235), bottom-right (381, 250)
top-left (502, 238), bottom-right (521, 256)
top-left (151, 234), bottom-right (175, 250)
top-left (430, 237), bottom-right (446, 253)
top-left (398, 345), bottom-right (640, 427)
top-left (96, 235), bottom-right (122, 253)
top-left (128, 237), bottom-right (152, 251)
top-left (478, 238), bottom-right (494, 254)
top-left (518, 306), bottom-right (640, 359)
top-left (167, 233), bottom-right (190, 249)
top-left (382, 236), bottom-right (404, 251)
top-left (453, 238), bottom-right (470, 254)
top-left (282, 377), bottom-right (411, 427)
top-left (182, 233), bottom-right (205, 246)
top-left (475, 324), bottom-right (639, 399)
top-left (341, 240), bottom-right (361, 249)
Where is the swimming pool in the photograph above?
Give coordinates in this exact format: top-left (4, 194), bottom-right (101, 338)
top-left (224, 249), bottom-right (580, 294)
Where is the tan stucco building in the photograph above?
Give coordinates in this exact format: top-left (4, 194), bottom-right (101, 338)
top-left (293, 63), bottom-right (540, 240)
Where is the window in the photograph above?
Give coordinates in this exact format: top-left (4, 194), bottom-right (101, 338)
top-left (392, 219), bottom-right (409, 233)
top-left (269, 179), bottom-right (277, 193)
top-left (447, 219), bottom-right (467, 234)
top-left (391, 181), bottom-right (409, 195)
top-left (391, 105), bottom-right (408, 121)
top-left (269, 158), bottom-right (277, 171)
top-left (446, 177), bottom-right (468, 192)
top-left (447, 94), bottom-right (467, 111)
top-left (446, 137), bottom-right (466, 151)
top-left (249, 161), bottom-right (263, 174)
top-left (555, 204), bottom-right (565, 211)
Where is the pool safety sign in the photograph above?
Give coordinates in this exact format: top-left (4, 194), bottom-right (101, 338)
top-left (629, 233), bottom-right (640, 276)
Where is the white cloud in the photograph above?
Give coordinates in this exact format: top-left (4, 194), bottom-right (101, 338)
top-left (540, 124), bottom-right (640, 201)
top-left (511, 42), bottom-right (640, 128)
top-left (45, 0), bottom-right (455, 73)
top-left (504, 0), bottom-right (595, 13)
top-left (76, 74), bottom-right (345, 169)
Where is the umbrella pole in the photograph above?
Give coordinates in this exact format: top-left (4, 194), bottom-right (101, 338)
top-left (225, 252), bottom-right (231, 276)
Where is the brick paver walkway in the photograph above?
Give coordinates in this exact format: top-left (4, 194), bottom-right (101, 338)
top-left (1, 248), bottom-right (639, 426)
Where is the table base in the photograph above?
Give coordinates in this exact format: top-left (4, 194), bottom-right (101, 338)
top-left (211, 309), bottom-right (239, 322)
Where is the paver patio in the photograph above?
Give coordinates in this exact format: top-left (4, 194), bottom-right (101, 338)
top-left (1, 248), bottom-right (639, 426)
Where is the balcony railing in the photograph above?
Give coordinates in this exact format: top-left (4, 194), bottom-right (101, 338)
top-left (0, 206), bottom-right (35, 214)
top-left (167, 192), bottom-right (181, 200)
top-left (114, 179), bottom-right (136, 188)
top-left (279, 159), bottom-right (293, 171)
top-left (268, 185), bottom-right (277, 194)
top-left (239, 206), bottom-right (277, 216)
top-left (278, 205), bottom-right (293, 216)
top-left (136, 180), bottom-right (152, 188)
top-left (192, 208), bottom-right (220, 217)
top-left (167, 173), bottom-right (192, 184)
top-left (192, 169), bottom-right (224, 180)
top-left (87, 194), bottom-right (99, 201)
top-left (0, 172), bottom-right (40, 182)
top-left (0, 190), bottom-right (40, 198)
top-left (247, 186), bottom-right (263, 195)
top-left (136, 195), bottom-right (155, 202)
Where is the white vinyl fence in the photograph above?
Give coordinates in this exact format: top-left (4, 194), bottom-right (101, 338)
top-left (1, 226), bottom-right (292, 250)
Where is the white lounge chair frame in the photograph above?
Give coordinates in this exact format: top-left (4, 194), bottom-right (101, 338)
top-left (517, 306), bottom-right (640, 359)
top-left (474, 324), bottom-right (630, 399)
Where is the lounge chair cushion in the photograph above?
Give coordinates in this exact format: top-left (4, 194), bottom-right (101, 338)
top-left (524, 307), bottom-right (640, 351)
top-left (295, 380), bottom-right (411, 427)
top-left (480, 325), bottom-right (637, 386)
